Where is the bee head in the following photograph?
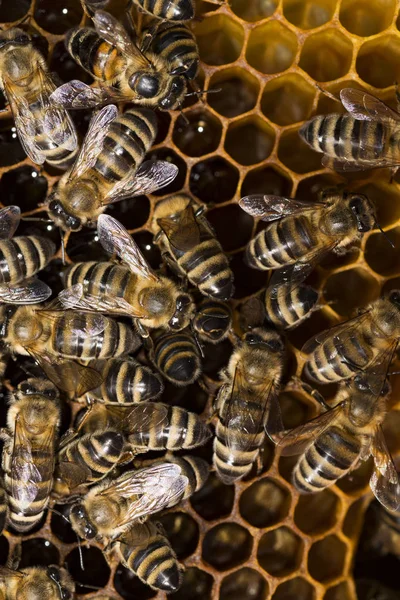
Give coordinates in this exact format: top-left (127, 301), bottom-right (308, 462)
top-left (46, 566), bottom-right (74, 600)
top-left (243, 328), bottom-right (284, 353)
top-left (0, 28), bottom-right (30, 51)
top-left (348, 193), bottom-right (375, 233)
top-left (69, 503), bottom-right (97, 540)
top-left (129, 71), bottom-right (161, 98)
top-left (47, 193), bottom-right (82, 232)
top-left (168, 293), bottom-right (193, 330)
top-left (17, 378), bottom-right (59, 400)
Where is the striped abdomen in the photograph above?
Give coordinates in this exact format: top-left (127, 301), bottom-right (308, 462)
top-left (300, 114), bottom-right (398, 163)
top-left (246, 214), bottom-right (318, 270)
top-left (0, 484), bottom-right (8, 534)
top-left (135, 0), bottom-right (195, 20)
top-left (128, 405), bottom-right (211, 450)
top-left (152, 24), bottom-right (199, 80)
top-left (163, 455), bottom-right (209, 506)
top-left (265, 284), bottom-right (319, 330)
top-left (65, 261), bottom-right (134, 301)
top-left (153, 331), bottom-right (201, 385)
top-left (66, 27), bottom-right (120, 81)
top-left (293, 426), bottom-right (360, 493)
top-left (90, 358), bottom-right (164, 403)
top-left (50, 312), bottom-right (138, 359)
top-left (0, 236), bottom-right (55, 284)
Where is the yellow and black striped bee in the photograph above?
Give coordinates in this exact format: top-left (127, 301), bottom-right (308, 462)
top-left (151, 194), bottom-right (234, 301)
top-left (2, 378), bottom-right (60, 532)
top-left (0, 565), bottom-right (75, 600)
top-left (214, 327), bottom-right (285, 484)
top-left (0, 28), bottom-right (78, 169)
top-left (45, 104), bottom-right (176, 232)
top-left (132, 0), bottom-right (196, 21)
top-left (51, 10), bottom-right (199, 112)
top-left (60, 215), bottom-right (194, 337)
top-left (0, 205), bottom-right (54, 304)
top-left (151, 328), bottom-right (202, 386)
top-left (240, 189), bottom-right (377, 329)
top-left (299, 88), bottom-right (400, 173)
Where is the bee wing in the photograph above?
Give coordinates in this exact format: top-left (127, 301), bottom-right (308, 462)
top-left (0, 279), bottom-right (52, 305)
top-left (340, 88), bottom-right (400, 123)
top-left (370, 425), bottom-right (400, 511)
top-left (0, 205), bottom-right (20, 239)
top-left (239, 195), bottom-right (324, 222)
top-left (69, 104), bottom-right (118, 181)
top-left (302, 310), bottom-right (371, 355)
top-left (93, 10), bottom-right (149, 68)
top-left (358, 341), bottom-right (397, 397)
top-left (322, 154), bottom-right (400, 173)
top-left (103, 160), bottom-right (179, 206)
top-left (50, 80), bottom-right (125, 110)
top-left (158, 204), bottom-right (201, 252)
top-left (97, 214), bottom-right (159, 282)
top-left (59, 283), bottom-right (149, 319)
top-left (276, 402), bottom-right (346, 456)
top-left (57, 460), bottom-right (92, 489)
top-left (97, 402), bottom-right (169, 437)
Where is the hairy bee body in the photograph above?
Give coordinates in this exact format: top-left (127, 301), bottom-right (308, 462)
top-left (0, 236), bottom-right (55, 285)
top-left (152, 330), bottom-right (202, 385)
top-left (0, 565), bottom-right (75, 600)
top-left (150, 23), bottom-right (199, 80)
top-left (264, 284), bottom-right (319, 330)
top-left (0, 483), bottom-right (8, 535)
top-left (133, 0), bottom-right (195, 20)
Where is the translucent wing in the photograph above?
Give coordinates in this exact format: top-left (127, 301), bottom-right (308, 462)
top-left (97, 214), bottom-right (159, 281)
top-left (302, 311), bottom-right (371, 355)
top-left (340, 88), bottom-right (400, 123)
top-left (0, 279), bottom-right (52, 305)
top-left (0, 205), bottom-right (20, 239)
top-left (59, 283), bottom-right (148, 319)
top-left (69, 104), bottom-right (118, 181)
top-left (119, 522), bottom-right (153, 548)
top-left (103, 160), bottom-right (179, 205)
top-left (57, 460), bottom-right (91, 489)
top-left (322, 154), bottom-right (400, 173)
top-left (50, 81), bottom-right (123, 109)
top-left (239, 195), bottom-right (324, 222)
top-left (370, 426), bottom-right (400, 511)
top-left (356, 341), bottom-right (397, 397)
top-left (93, 10), bottom-right (138, 57)
top-left (157, 204), bottom-right (200, 252)
top-left (276, 402), bottom-right (346, 456)
top-left (88, 402), bottom-right (169, 438)
top-left (37, 309), bottom-right (107, 337)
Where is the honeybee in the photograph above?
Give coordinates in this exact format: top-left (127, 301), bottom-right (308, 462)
top-left (151, 328), bottom-right (202, 385)
top-left (1, 378), bottom-right (60, 532)
top-left (51, 10), bottom-right (199, 112)
top-left (0, 483), bottom-right (8, 536)
top-left (0, 27), bottom-right (78, 169)
top-left (45, 103), bottom-right (177, 232)
top-left (299, 88), bottom-right (400, 173)
top-left (0, 565), bottom-right (74, 600)
top-left (213, 327), bottom-right (285, 484)
top-left (302, 291), bottom-right (400, 385)
top-left (151, 194), bottom-right (234, 300)
top-left (0, 205), bottom-right (54, 304)
top-left (80, 401), bottom-right (212, 452)
top-left (60, 214), bottom-right (194, 337)
top-left (271, 350), bottom-right (400, 511)
top-left (193, 299), bottom-right (232, 344)
top-left (69, 462), bottom-right (189, 542)
top-left (132, 0), bottom-right (196, 21)
top-left (114, 521), bottom-right (183, 594)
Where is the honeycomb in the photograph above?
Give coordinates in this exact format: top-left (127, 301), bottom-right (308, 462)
top-left (1, 0), bottom-right (400, 599)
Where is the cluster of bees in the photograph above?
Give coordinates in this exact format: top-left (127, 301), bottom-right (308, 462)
top-left (1, 0), bottom-right (400, 597)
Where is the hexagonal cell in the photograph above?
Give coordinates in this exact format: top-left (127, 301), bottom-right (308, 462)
top-left (208, 68), bottom-right (259, 118)
top-left (66, 546), bottom-right (110, 595)
top-left (343, 498), bottom-right (365, 539)
top-left (283, 0), bottom-right (336, 29)
top-left (194, 15), bottom-right (244, 65)
top-left (247, 21), bottom-right (298, 74)
top-left (170, 567), bottom-right (213, 600)
top-left (340, 0), bottom-right (396, 36)
top-left (273, 577), bottom-right (315, 600)
top-left (231, 251), bottom-right (269, 298)
top-left (324, 581), bottom-right (353, 600)
top-left (0, 119), bottom-right (26, 168)
top-left (190, 157), bottom-right (240, 204)
top-left (357, 36), bottom-right (400, 88)
top-left (294, 488), bottom-right (340, 534)
top-left (20, 539), bottom-right (60, 568)
top-left (258, 526), bottom-right (303, 577)
top-left (109, 195), bottom-right (150, 230)
top-left (242, 165), bottom-right (292, 198)
top-left (336, 459), bottom-right (372, 495)
top-left (239, 478), bottom-right (291, 527)
top-left (225, 116), bottom-right (275, 166)
top-left (365, 227), bottom-right (400, 277)
top-left (220, 568), bottom-right (268, 600)
top-left (297, 173), bottom-right (346, 203)
top-left (278, 129), bottom-right (321, 173)
top-left (190, 472), bottom-right (235, 520)
top-left (278, 391), bottom-right (316, 430)
top-left (324, 268), bottom-right (381, 317)
top-left (299, 29), bottom-right (353, 81)
top-left (0, 166), bottom-right (48, 213)
top-left (207, 204), bottom-right (253, 252)
top-left (261, 74), bottom-right (315, 126)
top-left (158, 512), bottom-right (199, 559)
top-left (230, 0), bottom-right (277, 21)
top-left (308, 535), bottom-right (347, 582)
top-left (202, 523), bottom-right (253, 571)
top-left (146, 148), bottom-right (187, 196)
top-left (0, 0), bottom-right (30, 21)
top-left (34, 0), bottom-right (83, 34)
top-left (173, 111), bottom-right (222, 157)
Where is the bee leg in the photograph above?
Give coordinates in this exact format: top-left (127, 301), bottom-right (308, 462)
top-left (161, 252), bottom-right (186, 282)
top-left (315, 84), bottom-right (340, 103)
top-left (285, 377), bottom-right (330, 411)
top-left (134, 319), bottom-right (149, 339)
top-left (256, 447), bottom-right (266, 476)
top-left (7, 542), bottom-right (21, 570)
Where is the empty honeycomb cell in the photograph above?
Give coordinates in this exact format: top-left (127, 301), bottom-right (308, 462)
top-left (66, 546), bottom-right (111, 595)
top-left (50, 41), bottom-right (93, 85)
top-left (296, 173), bottom-right (346, 203)
top-left (170, 567), bottom-right (214, 600)
top-left (239, 478), bottom-right (291, 527)
top-left (283, 0), bottom-right (336, 29)
top-left (246, 21), bottom-right (298, 74)
top-left (340, 0), bottom-right (396, 36)
top-left (194, 15), bottom-right (244, 65)
top-left (208, 68), bottom-right (259, 118)
top-left (324, 268), bottom-right (381, 317)
top-left (114, 565), bottom-right (156, 600)
top-left (158, 512), bottom-right (200, 559)
top-left (202, 523), bottom-right (253, 571)
top-left (230, 0), bottom-right (278, 21)
top-left (273, 577), bottom-right (315, 600)
top-left (34, 0), bottom-right (83, 34)
top-left (279, 391), bottom-right (316, 430)
top-left (257, 526), bottom-right (303, 577)
top-left (109, 196), bottom-right (150, 230)
top-left (0, 166), bottom-right (48, 212)
top-left (0, 119), bottom-right (27, 168)
top-left (220, 568), bottom-right (268, 600)
top-left (207, 204), bottom-right (253, 251)
top-left (365, 228), bottom-right (400, 277)
top-left (19, 539), bottom-right (60, 568)
top-left (324, 581), bottom-right (353, 600)
top-left (308, 535), bottom-right (347, 582)
top-left (278, 129), bottom-right (322, 173)
top-left (230, 251), bottom-right (269, 298)
top-left (66, 229), bottom-right (108, 263)
top-left (225, 117), bottom-right (275, 166)
top-left (261, 74), bottom-right (315, 126)
top-left (173, 111), bottom-right (222, 157)
top-left (294, 489), bottom-right (340, 534)
top-left (342, 498), bottom-right (366, 539)
top-left (0, 0), bottom-right (30, 22)
top-left (191, 471), bottom-right (235, 520)
top-left (147, 149), bottom-right (187, 196)
top-left (190, 156), bottom-right (240, 204)
top-left (299, 29), bottom-right (353, 81)
top-left (134, 231), bottom-right (162, 269)
top-left (356, 36), bottom-right (400, 88)
top-left (241, 165), bottom-right (292, 197)
top-left (336, 459), bottom-right (372, 495)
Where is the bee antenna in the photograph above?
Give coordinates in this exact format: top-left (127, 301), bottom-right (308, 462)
top-left (376, 221), bottom-right (395, 249)
top-left (60, 229), bottom-right (66, 266)
top-left (185, 87), bottom-right (222, 98)
top-left (73, 581), bottom-right (104, 591)
top-left (22, 217), bottom-right (53, 223)
top-left (190, 322), bottom-right (204, 359)
top-left (49, 508), bottom-right (85, 571)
